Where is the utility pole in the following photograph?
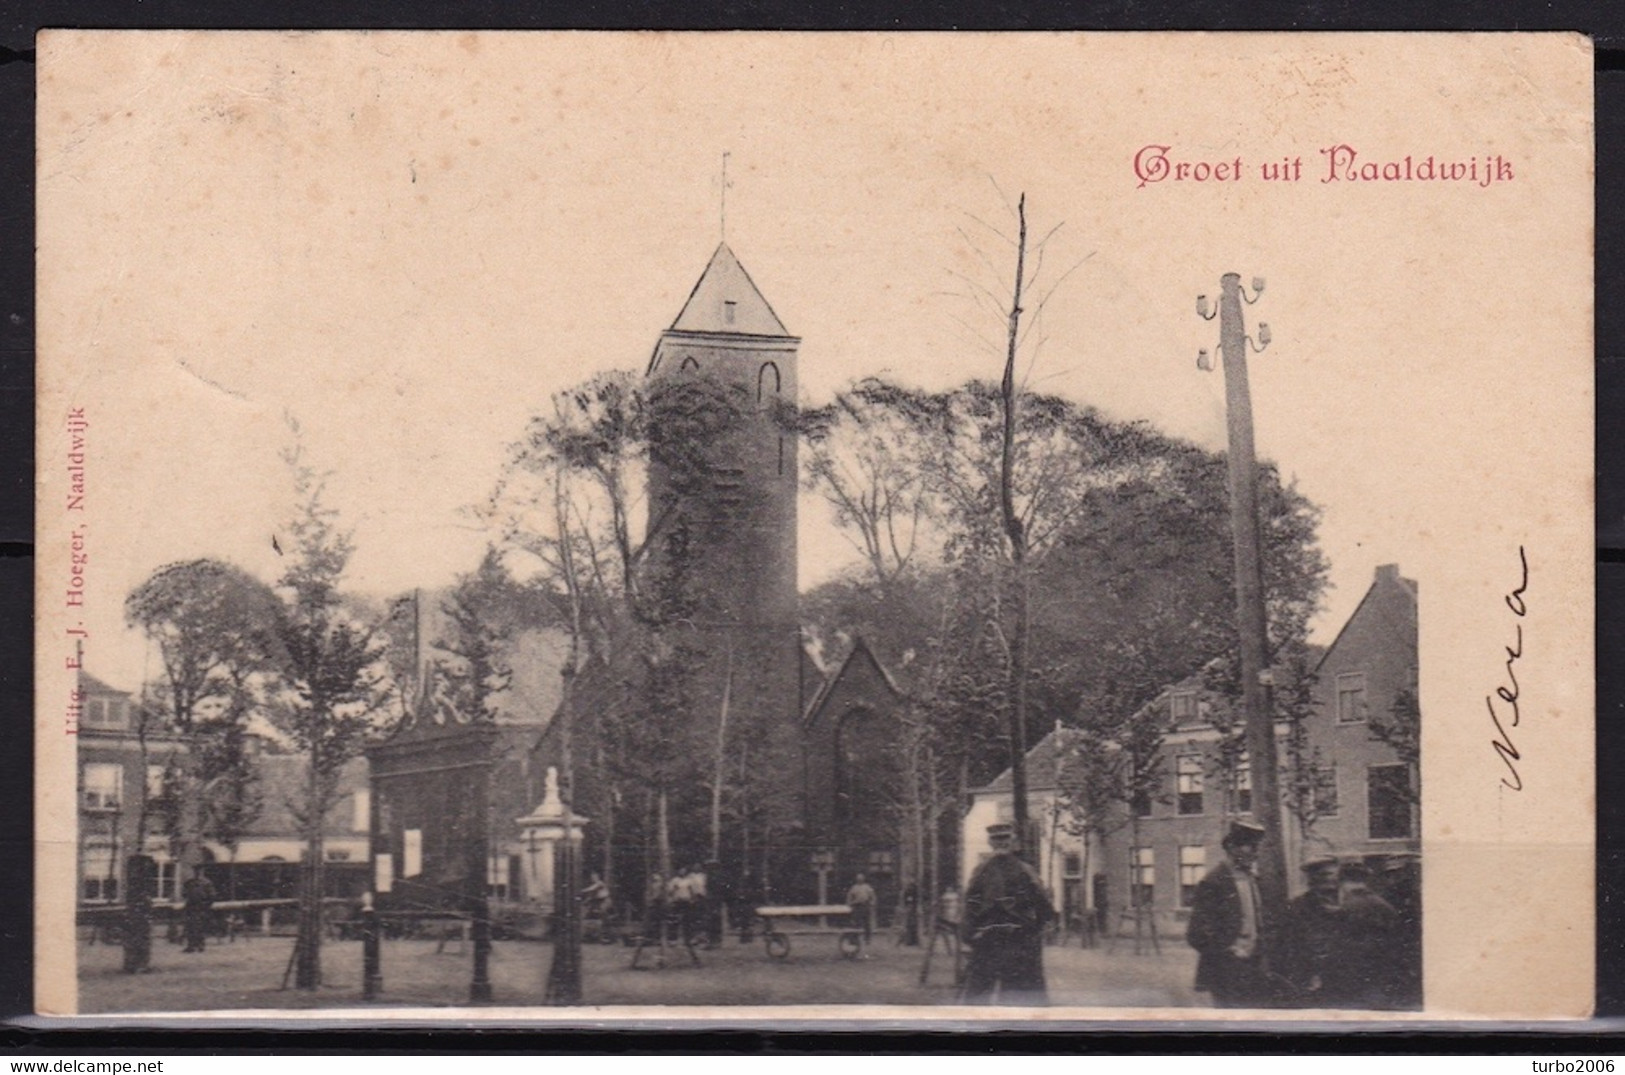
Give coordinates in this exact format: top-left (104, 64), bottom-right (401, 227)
top-left (1197, 273), bottom-right (1286, 933)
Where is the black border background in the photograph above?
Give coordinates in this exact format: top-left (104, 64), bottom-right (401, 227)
top-left (2, 1), bottom-right (1623, 1054)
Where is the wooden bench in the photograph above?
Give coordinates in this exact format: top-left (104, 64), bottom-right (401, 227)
top-left (754, 904), bottom-right (863, 960)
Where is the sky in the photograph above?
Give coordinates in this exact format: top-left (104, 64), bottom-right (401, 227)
top-left (39, 32), bottom-right (1589, 696)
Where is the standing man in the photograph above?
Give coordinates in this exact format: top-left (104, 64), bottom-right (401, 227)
top-left (961, 822), bottom-right (1055, 1004)
top-left (1374, 852), bottom-right (1422, 1008)
top-left (845, 872), bottom-right (877, 960)
top-left (1278, 855), bottom-right (1344, 1006)
top-left (181, 868), bottom-right (216, 954)
top-left (1186, 820), bottom-right (1275, 1007)
top-left (1335, 859), bottom-right (1400, 1009)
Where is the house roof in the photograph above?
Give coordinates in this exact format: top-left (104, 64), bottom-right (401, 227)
top-left (980, 729), bottom-right (1069, 795)
top-left (668, 243), bottom-right (791, 337)
top-left (78, 671), bottom-right (128, 698)
top-left (1314, 563), bottom-right (1418, 675)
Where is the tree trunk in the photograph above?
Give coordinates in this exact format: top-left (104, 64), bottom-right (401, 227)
top-left (656, 786), bottom-right (671, 961)
top-left (927, 761), bottom-right (941, 901)
top-left (999, 193), bottom-right (1032, 862)
top-left (294, 742), bottom-right (323, 991)
top-left (710, 651), bottom-right (733, 864)
top-left (547, 664), bottom-right (581, 1004)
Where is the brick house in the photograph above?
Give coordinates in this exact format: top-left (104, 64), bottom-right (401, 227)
top-left (75, 671), bottom-right (187, 906)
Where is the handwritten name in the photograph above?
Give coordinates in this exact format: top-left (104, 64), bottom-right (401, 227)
top-left (1487, 546), bottom-right (1528, 791)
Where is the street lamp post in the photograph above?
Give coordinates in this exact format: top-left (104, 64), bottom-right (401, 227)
top-left (1196, 273), bottom-right (1288, 933)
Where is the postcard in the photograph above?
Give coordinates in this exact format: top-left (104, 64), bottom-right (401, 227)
top-left (34, 31), bottom-right (1594, 1022)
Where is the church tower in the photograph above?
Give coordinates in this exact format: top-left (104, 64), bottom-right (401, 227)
top-left (644, 244), bottom-right (802, 815)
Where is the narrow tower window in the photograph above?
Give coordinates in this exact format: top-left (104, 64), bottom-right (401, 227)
top-left (724, 300), bottom-right (737, 325)
top-left (757, 361), bottom-right (781, 402)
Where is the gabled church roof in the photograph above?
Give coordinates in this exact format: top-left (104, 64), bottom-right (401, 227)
top-left (668, 243), bottom-right (791, 337)
top-left (801, 636), bottom-right (906, 727)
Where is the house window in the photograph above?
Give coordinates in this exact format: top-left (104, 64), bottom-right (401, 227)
top-left (1336, 672), bottom-right (1368, 723)
top-left (1179, 845), bottom-right (1206, 907)
top-left (1131, 847), bottom-right (1155, 908)
top-left (1177, 755), bottom-right (1204, 815)
top-left (1234, 754), bottom-right (1253, 814)
top-left (1131, 789), bottom-right (1152, 819)
top-left (81, 842), bottom-right (118, 902)
top-left (488, 854), bottom-right (511, 901)
top-left (82, 763), bottom-right (123, 812)
top-left (147, 860), bottom-right (179, 902)
top-left (1169, 690), bottom-right (1198, 722)
top-left (85, 697), bottom-right (126, 727)
top-left (1063, 853), bottom-right (1082, 879)
top-left (1367, 764), bottom-right (1413, 839)
top-left (868, 850), bottom-right (896, 875)
top-left (353, 789), bottom-right (371, 833)
top-left (146, 764), bottom-right (167, 800)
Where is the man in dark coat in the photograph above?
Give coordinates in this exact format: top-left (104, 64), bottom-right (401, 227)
top-left (961, 823), bottom-right (1055, 1004)
top-left (1335, 859), bottom-right (1400, 1009)
top-left (181, 870), bottom-right (217, 954)
top-left (1373, 852), bottom-right (1421, 1008)
top-left (1186, 820), bottom-right (1274, 1007)
top-left (1278, 855), bottom-right (1345, 1006)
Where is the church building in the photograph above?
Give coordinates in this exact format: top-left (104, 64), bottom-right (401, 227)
top-left (628, 243), bottom-right (910, 908)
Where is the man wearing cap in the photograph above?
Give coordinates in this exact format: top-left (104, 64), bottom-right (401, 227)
top-left (1186, 819), bottom-right (1274, 1007)
top-left (1278, 854), bottom-right (1344, 1006)
top-left (1335, 859), bottom-right (1400, 1008)
top-left (961, 822), bottom-right (1055, 1004)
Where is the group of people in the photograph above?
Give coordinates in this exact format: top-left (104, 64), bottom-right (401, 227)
top-left (951, 817), bottom-right (1422, 1010)
top-left (1187, 819), bottom-right (1421, 1009)
top-left (640, 862), bottom-right (727, 948)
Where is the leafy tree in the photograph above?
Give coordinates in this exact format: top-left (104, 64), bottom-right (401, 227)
top-left (268, 431), bottom-right (394, 991)
top-left (124, 559), bottom-right (278, 918)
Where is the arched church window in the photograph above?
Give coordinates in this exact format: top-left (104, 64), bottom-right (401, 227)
top-left (757, 361), bottom-right (781, 401)
top-left (680, 356), bottom-right (700, 373)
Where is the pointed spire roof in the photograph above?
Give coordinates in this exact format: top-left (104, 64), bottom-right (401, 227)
top-left (669, 243), bottom-right (791, 337)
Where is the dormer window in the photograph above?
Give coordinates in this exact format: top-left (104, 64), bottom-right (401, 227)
top-left (724, 300), bottom-right (737, 325)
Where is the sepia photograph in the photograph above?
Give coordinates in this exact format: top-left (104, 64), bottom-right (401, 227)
top-left (34, 31), bottom-right (1593, 1021)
